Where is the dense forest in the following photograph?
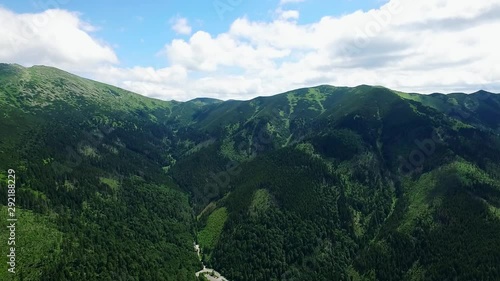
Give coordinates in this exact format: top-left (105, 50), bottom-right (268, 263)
top-left (1, 64), bottom-right (500, 280)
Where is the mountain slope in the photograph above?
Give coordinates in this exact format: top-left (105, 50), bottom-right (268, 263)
top-left (1, 64), bottom-right (500, 281)
top-left (185, 86), bottom-right (500, 280)
top-left (0, 64), bottom-right (206, 281)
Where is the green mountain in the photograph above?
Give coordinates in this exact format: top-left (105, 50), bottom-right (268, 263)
top-left (1, 63), bottom-right (500, 281)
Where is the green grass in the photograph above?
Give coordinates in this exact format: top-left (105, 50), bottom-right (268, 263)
top-left (99, 177), bottom-right (120, 191)
top-left (198, 207), bottom-right (228, 251)
top-left (398, 173), bottom-right (438, 233)
top-left (305, 88), bottom-right (326, 113)
top-left (198, 273), bottom-right (210, 281)
top-left (249, 189), bottom-right (271, 216)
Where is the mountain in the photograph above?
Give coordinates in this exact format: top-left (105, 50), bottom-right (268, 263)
top-left (0, 64), bottom-right (204, 281)
top-left (1, 63), bottom-right (500, 281)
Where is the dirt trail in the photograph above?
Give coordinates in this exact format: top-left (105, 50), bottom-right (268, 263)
top-left (194, 243), bottom-right (229, 281)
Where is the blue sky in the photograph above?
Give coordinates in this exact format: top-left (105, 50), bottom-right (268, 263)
top-left (2, 0), bottom-right (385, 68)
top-left (0, 0), bottom-right (499, 101)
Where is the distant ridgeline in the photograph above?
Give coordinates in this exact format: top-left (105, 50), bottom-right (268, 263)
top-left (1, 63), bottom-right (500, 281)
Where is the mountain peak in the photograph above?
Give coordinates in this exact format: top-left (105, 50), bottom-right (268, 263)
top-left (473, 89), bottom-right (495, 95)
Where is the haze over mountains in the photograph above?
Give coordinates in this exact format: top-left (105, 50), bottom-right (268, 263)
top-left (1, 63), bottom-right (500, 281)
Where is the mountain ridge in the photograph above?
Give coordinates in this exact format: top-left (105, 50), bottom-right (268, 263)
top-left (1, 63), bottom-right (500, 281)
top-left (2, 63), bottom-right (497, 102)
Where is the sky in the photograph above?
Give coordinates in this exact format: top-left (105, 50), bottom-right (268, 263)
top-left (0, 0), bottom-right (499, 101)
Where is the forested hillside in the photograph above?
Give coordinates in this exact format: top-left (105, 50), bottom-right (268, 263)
top-left (0, 64), bottom-right (204, 280)
top-left (1, 64), bottom-right (500, 280)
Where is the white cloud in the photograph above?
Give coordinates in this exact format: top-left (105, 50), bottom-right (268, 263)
top-left (2, 1), bottom-right (500, 101)
top-left (171, 17), bottom-right (192, 35)
top-left (0, 7), bottom-right (118, 72)
top-left (163, 31), bottom-right (290, 72)
top-left (155, 0), bottom-right (500, 99)
top-left (276, 9), bottom-right (300, 21)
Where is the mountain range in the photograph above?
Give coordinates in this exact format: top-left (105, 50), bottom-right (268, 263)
top-left (1, 63), bottom-right (500, 281)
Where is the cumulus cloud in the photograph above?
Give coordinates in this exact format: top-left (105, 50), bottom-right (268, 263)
top-left (150, 0), bottom-right (500, 99)
top-left (90, 65), bottom-right (189, 100)
top-left (163, 31), bottom-right (290, 72)
top-left (1, 1), bottom-right (500, 101)
top-left (0, 7), bottom-right (118, 72)
top-left (171, 17), bottom-right (192, 35)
